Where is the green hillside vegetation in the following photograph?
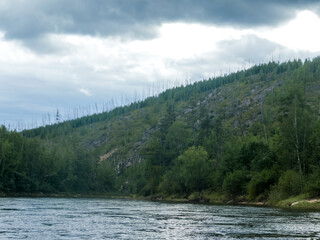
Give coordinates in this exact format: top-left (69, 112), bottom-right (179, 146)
top-left (1, 58), bottom-right (320, 206)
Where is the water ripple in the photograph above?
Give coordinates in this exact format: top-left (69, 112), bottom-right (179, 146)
top-left (0, 198), bottom-right (319, 239)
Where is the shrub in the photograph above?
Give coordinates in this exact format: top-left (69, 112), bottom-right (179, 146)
top-left (222, 170), bottom-right (248, 198)
top-left (306, 167), bottom-right (320, 197)
top-left (247, 168), bottom-right (278, 201)
top-left (277, 170), bottom-right (303, 198)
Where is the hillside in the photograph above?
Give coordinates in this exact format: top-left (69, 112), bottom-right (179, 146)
top-left (1, 58), bottom-right (320, 204)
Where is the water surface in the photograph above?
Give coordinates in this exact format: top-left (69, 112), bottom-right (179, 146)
top-left (0, 198), bottom-right (319, 239)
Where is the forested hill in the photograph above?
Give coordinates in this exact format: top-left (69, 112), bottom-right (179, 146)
top-left (1, 58), bottom-right (320, 203)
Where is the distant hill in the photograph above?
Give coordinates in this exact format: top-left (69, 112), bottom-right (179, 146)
top-left (1, 57), bottom-right (320, 203)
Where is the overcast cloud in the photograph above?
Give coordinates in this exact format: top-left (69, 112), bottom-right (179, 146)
top-left (1, 0), bottom-right (320, 129)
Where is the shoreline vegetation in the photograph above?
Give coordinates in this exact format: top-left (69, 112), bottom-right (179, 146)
top-left (1, 191), bottom-right (320, 211)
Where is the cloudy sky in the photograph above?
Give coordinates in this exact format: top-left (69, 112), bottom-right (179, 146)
top-left (1, 0), bottom-right (320, 129)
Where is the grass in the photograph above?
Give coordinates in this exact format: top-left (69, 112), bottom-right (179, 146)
top-left (290, 201), bottom-right (320, 210)
top-left (274, 194), bottom-right (309, 208)
top-left (272, 193), bottom-right (320, 210)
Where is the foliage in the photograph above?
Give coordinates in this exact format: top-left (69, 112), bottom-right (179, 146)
top-left (276, 83), bottom-right (314, 174)
top-left (2, 58), bottom-right (320, 202)
top-left (247, 168), bottom-right (278, 200)
top-left (222, 170), bottom-right (248, 198)
top-left (159, 146), bottom-right (210, 195)
top-left (277, 170), bottom-right (304, 198)
top-left (306, 167), bottom-right (320, 197)
top-left (0, 125), bottom-right (116, 194)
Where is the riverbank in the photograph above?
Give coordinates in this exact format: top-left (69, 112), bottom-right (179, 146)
top-left (135, 192), bottom-right (320, 211)
top-left (1, 191), bottom-right (320, 211)
top-left (136, 193), bottom-right (269, 208)
top-left (272, 194), bottom-right (320, 210)
top-left (0, 191), bottom-right (130, 199)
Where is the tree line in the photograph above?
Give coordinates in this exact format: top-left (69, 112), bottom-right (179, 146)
top-left (1, 57), bottom-right (320, 203)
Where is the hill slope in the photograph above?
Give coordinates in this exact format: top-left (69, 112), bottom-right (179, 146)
top-left (1, 58), bottom-right (320, 203)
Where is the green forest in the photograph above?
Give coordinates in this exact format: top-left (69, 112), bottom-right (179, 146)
top-left (1, 58), bottom-right (320, 205)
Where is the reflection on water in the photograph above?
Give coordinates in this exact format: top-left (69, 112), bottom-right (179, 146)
top-left (0, 198), bottom-right (319, 239)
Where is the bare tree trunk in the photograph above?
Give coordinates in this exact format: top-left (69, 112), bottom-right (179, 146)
top-left (294, 102), bottom-right (302, 174)
top-left (260, 101), bottom-right (268, 145)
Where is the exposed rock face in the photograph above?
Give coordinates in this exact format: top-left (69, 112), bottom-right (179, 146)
top-left (99, 148), bottom-right (118, 164)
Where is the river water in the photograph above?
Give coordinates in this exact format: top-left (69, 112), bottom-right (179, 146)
top-left (0, 198), bottom-right (319, 239)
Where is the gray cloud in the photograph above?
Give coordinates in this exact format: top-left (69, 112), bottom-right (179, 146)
top-left (1, 1), bottom-right (320, 128)
top-left (215, 35), bottom-right (319, 65)
top-left (169, 35), bottom-right (318, 81)
top-left (0, 0), bottom-right (319, 52)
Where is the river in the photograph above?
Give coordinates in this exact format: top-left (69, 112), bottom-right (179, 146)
top-left (0, 198), bottom-right (319, 239)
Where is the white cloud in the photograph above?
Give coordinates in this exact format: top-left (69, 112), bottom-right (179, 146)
top-left (0, 35), bottom-right (33, 64)
top-left (79, 88), bottom-right (92, 96)
top-left (128, 23), bottom-right (252, 60)
top-left (257, 10), bottom-right (320, 52)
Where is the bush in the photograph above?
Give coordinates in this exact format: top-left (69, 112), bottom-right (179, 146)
top-left (222, 170), bottom-right (248, 198)
top-left (277, 170), bottom-right (303, 198)
top-left (239, 141), bottom-right (277, 172)
top-left (158, 165), bottom-right (185, 195)
top-left (306, 167), bottom-right (320, 197)
top-left (178, 146), bottom-right (210, 193)
top-left (247, 168), bottom-right (278, 201)
top-left (268, 185), bottom-right (282, 204)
